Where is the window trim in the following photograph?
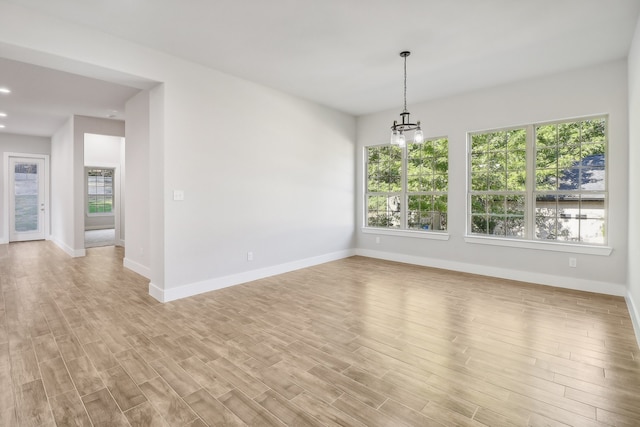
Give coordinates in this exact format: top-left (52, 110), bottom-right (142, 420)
top-left (363, 136), bottom-right (449, 235)
top-left (361, 227), bottom-right (450, 240)
top-left (466, 115), bottom-right (609, 247)
top-left (86, 167), bottom-right (115, 217)
top-left (464, 235), bottom-right (612, 256)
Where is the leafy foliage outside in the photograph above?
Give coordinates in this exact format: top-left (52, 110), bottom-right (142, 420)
top-left (470, 128), bottom-right (526, 237)
top-left (534, 118), bottom-right (605, 243)
top-left (366, 138), bottom-right (448, 231)
top-left (469, 117), bottom-right (606, 243)
top-left (87, 169), bottom-right (114, 214)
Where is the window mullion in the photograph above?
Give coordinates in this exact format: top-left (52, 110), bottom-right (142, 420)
top-left (402, 144), bottom-right (408, 229)
top-left (525, 124), bottom-right (535, 240)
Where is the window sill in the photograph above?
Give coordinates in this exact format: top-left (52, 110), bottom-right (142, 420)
top-left (87, 212), bottom-right (115, 217)
top-left (362, 227), bottom-right (450, 241)
top-left (464, 235), bottom-right (612, 256)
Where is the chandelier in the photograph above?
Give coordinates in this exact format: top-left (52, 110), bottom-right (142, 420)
top-left (390, 51), bottom-right (423, 147)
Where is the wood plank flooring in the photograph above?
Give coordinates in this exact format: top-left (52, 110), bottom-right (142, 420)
top-left (1, 241), bottom-right (639, 426)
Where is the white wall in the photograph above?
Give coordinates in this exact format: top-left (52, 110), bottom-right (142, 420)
top-left (627, 16), bottom-right (640, 344)
top-left (356, 60), bottom-right (629, 296)
top-left (160, 75), bottom-right (355, 299)
top-left (124, 90), bottom-right (151, 278)
top-left (0, 133), bottom-right (51, 243)
top-left (50, 117), bottom-right (75, 255)
top-left (0, 3), bottom-right (356, 301)
top-left (84, 133), bottom-right (124, 231)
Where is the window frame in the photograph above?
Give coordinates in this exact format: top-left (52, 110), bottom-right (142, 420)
top-left (86, 167), bottom-right (115, 217)
top-left (465, 115), bottom-right (611, 255)
top-left (363, 136), bottom-right (450, 240)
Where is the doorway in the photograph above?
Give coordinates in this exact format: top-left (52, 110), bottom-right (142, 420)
top-left (83, 133), bottom-right (124, 249)
top-left (6, 154), bottom-right (49, 242)
top-left (85, 167), bottom-right (116, 248)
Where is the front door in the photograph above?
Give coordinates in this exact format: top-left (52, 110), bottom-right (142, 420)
top-left (9, 157), bottom-right (46, 242)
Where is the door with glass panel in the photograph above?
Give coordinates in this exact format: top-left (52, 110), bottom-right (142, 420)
top-left (9, 157), bottom-right (46, 241)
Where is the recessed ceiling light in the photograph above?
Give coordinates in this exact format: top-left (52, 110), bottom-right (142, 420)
top-left (0, 112), bottom-right (6, 117)
top-left (0, 124), bottom-right (5, 128)
top-left (0, 88), bottom-right (10, 94)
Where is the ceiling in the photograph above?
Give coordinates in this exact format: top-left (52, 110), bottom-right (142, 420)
top-left (1, 0), bottom-right (639, 136)
top-left (0, 57), bottom-right (141, 137)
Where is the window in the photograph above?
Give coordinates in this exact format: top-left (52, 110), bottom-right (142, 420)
top-left (468, 116), bottom-right (607, 245)
top-left (87, 168), bottom-right (114, 214)
top-left (366, 137), bottom-right (448, 232)
top-left (469, 128), bottom-right (527, 237)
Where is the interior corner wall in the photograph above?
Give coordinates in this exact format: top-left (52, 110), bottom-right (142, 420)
top-left (627, 15), bottom-right (640, 346)
top-left (51, 116), bottom-right (75, 255)
top-left (356, 60), bottom-right (629, 296)
top-left (124, 89), bottom-right (151, 279)
top-left (148, 84), bottom-right (165, 292)
top-left (72, 116), bottom-right (124, 253)
top-left (0, 133), bottom-right (51, 244)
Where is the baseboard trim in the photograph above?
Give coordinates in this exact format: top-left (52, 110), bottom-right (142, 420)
top-left (84, 225), bottom-right (115, 231)
top-left (123, 257), bottom-right (151, 279)
top-left (52, 237), bottom-right (85, 258)
top-left (355, 249), bottom-right (627, 297)
top-left (151, 249), bottom-right (356, 303)
top-left (149, 282), bottom-right (164, 302)
top-left (626, 291), bottom-right (640, 350)
top-left (0, 238), bottom-right (7, 244)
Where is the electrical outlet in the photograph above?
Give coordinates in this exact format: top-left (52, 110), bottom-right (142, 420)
top-left (173, 190), bottom-right (184, 201)
top-left (569, 257), bottom-right (577, 268)
top-left (247, 251), bottom-right (253, 261)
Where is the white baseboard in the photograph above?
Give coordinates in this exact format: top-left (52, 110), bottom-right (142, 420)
top-left (123, 257), bottom-right (151, 279)
top-left (355, 248), bottom-right (627, 297)
top-left (149, 282), bottom-right (164, 302)
top-left (84, 225), bottom-right (115, 231)
top-left (151, 249), bottom-right (356, 303)
top-left (626, 291), bottom-right (640, 350)
top-left (52, 237), bottom-right (85, 257)
top-left (0, 238), bottom-right (7, 244)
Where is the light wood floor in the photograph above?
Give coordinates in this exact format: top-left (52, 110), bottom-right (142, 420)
top-left (1, 241), bottom-right (640, 426)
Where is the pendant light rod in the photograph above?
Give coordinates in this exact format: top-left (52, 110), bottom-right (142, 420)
top-left (401, 51), bottom-right (410, 113)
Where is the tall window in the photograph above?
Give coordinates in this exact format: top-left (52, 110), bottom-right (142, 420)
top-left (87, 168), bottom-right (114, 214)
top-left (366, 137), bottom-right (448, 231)
top-left (468, 116), bottom-right (607, 244)
top-left (469, 128), bottom-right (527, 237)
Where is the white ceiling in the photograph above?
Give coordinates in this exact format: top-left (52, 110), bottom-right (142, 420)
top-left (0, 57), bottom-right (141, 136)
top-left (1, 0), bottom-right (639, 136)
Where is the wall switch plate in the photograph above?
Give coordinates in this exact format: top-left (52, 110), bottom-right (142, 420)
top-left (247, 251), bottom-right (253, 261)
top-left (569, 257), bottom-right (577, 268)
top-left (173, 190), bottom-right (184, 201)
top-left (375, 236), bottom-right (380, 244)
